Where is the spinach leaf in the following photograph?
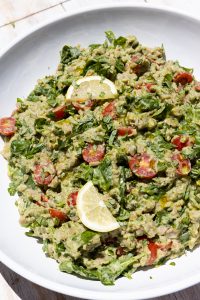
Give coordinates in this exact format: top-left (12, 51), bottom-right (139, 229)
top-left (11, 139), bottom-right (44, 158)
top-left (102, 116), bottom-right (114, 132)
top-left (60, 45), bottom-right (81, 64)
top-left (83, 57), bottom-right (116, 81)
top-left (27, 77), bottom-right (59, 107)
top-left (93, 157), bottom-right (112, 191)
top-left (105, 30), bottom-right (116, 43)
top-left (60, 260), bottom-right (98, 279)
top-left (26, 175), bottom-right (37, 189)
top-left (34, 118), bottom-right (49, 133)
top-left (98, 254), bottom-right (143, 285)
top-left (108, 130), bottom-right (117, 146)
top-left (76, 163), bottom-right (93, 182)
top-left (73, 116), bottom-right (98, 135)
top-left (114, 36), bottom-right (127, 47)
top-left (162, 74), bottom-right (173, 88)
top-left (134, 95), bottom-right (160, 112)
top-left (8, 168), bottom-right (24, 196)
top-left (115, 58), bottom-right (125, 73)
top-left (56, 242), bottom-right (65, 256)
top-left (81, 231), bottom-right (97, 243)
top-left (117, 207), bottom-right (130, 221)
top-left (105, 31), bottom-right (127, 47)
top-left (149, 132), bottom-right (173, 158)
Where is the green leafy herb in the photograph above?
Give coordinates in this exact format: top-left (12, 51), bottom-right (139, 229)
top-left (60, 45), bottom-right (81, 64)
top-left (73, 116), bottom-right (98, 135)
top-left (117, 207), bottom-right (130, 221)
top-left (83, 57), bottom-right (116, 81)
top-left (81, 231), bottom-right (97, 243)
top-left (134, 95), bottom-right (160, 112)
top-left (56, 242), bottom-right (65, 256)
top-left (27, 77), bottom-right (59, 107)
top-left (93, 157), bottom-right (112, 191)
top-left (115, 58), bottom-right (125, 73)
top-left (34, 118), bottom-right (49, 133)
top-left (162, 74), bottom-right (173, 88)
top-left (114, 36), bottom-right (127, 47)
top-left (60, 259), bottom-right (98, 279)
top-left (11, 139), bottom-right (44, 158)
top-left (98, 254), bottom-right (143, 285)
top-left (105, 31), bottom-right (127, 48)
top-left (105, 30), bottom-right (116, 43)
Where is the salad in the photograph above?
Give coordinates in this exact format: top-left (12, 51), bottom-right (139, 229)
top-left (1, 31), bottom-right (200, 285)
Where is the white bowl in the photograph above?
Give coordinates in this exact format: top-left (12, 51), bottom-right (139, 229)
top-left (1, 2), bottom-right (200, 299)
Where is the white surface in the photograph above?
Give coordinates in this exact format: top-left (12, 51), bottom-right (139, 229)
top-left (1, 2), bottom-right (200, 300)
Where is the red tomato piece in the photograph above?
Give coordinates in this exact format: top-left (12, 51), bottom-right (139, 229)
top-left (82, 144), bottom-right (105, 164)
top-left (67, 191), bottom-right (78, 207)
top-left (129, 153), bottom-right (157, 179)
top-left (102, 102), bottom-right (116, 119)
top-left (53, 105), bottom-right (67, 120)
top-left (171, 135), bottom-right (193, 151)
top-left (117, 127), bottom-right (137, 137)
top-left (73, 100), bottom-right (94, 111)
top-left (145, 83), bottom-right (155, 93)
top-left (33, 163), bottom-right (55, 185)
top-left (147, 241), bottom-right (159, 265)
top-left (41, 194), bottom-right (49, 202)
top-left (0, 117), bottom-right (16, 136)
top-left (174, 72), bottom-right (193, 85)
top-left (138, 237), bottom-right (172, 265)
top-left (172, 153), bottom-right (191, 175)
top-left (49, 208), bottom-right (67, 221)
top-left (195, 83), bottom-right (200, 92)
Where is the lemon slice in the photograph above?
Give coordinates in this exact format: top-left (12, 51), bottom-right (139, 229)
top-left (66, 75), bottom-right (118, 102)
top-left (77, 181), bottom-right (120, 232)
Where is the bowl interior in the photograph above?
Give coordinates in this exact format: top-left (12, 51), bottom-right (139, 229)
top-left (0, 5), bottom-right (200, 300)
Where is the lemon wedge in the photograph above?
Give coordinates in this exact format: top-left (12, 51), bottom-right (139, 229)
top-left (66, 75), bottom-right (118, 102)
top-left (77, 181), bottom-right (120, 232)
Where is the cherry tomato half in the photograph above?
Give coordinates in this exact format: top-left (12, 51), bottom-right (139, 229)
top-left (129, 153), bottom-right (157, 179)
top-left (73, 100), bottom-right (94, 111)
top-left (33, 163), bottom-right (55, 185)
top-left (117, 127), bottom-right (137, 137)
top-left (171, 135), bottom-right (193, 151)
top-left (102, 102), bottom-right (116, 119)
top-left (67, 191), bottom-right (78, 207)
top-left (82, 144), bottom-right (105, 164)
top-left (52, 105), bottom-right (67, 120)
top-left (172, 153), bottom-right (191, 175)
top-left (0, 117), bottom-right (16, 136)
top-left (49, 208), bottom-right (67, 221)
top-left (174, 72), bottom-right (193, 85)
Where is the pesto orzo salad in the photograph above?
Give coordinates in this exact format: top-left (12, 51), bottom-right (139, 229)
top-left (1, 31), bottom-right (200, 285)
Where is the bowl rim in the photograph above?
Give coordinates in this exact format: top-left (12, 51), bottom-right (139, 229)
top-left (1, 2), bottom-right (200, 299)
